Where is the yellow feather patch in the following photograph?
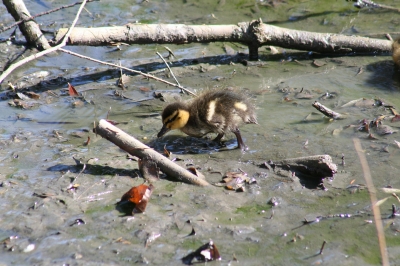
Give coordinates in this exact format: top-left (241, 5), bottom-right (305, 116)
top-left (163, 110), bottom-right (179, 125)
top-left (234, 102), bottom-right (248, 111)
top-left (168, 110), bottom-right (190, 130)
top-left (207, 100), bottom-right (217, 122)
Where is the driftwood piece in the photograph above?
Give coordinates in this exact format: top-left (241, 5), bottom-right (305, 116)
top-left (94, 119), bottom-right (209, 186)
top-left (312, 101), bottom-right (346, 120)
top-left (54, 20), bottom-right (392, 60)
top-left (3, 0), bottom-right (50, 50)
top-left (261, 155), bottom-right (337, 179)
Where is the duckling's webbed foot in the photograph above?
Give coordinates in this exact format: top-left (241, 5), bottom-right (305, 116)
top-left (232, 129), bottom-right (248, 151)
top-left (213, 133), bottom-right (225, 146)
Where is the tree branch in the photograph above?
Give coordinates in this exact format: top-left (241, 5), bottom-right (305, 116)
top-left (54, 19), bottom-right (392, 59)
top-left (0, 0), bottom-right (87, 83)
top-left (2, 0), bottom-right (50, 50)
top-left (94, 119), bottom-right (210, 186)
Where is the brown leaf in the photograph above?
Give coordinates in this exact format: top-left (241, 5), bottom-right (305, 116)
top-left (139, 87), bottom-right (151, 92)
top-left (68, 82), bottom-right (80, 97)
top-left (394, 140), bottom-right (400, 149)
top-left (71, 100), bottom-right (84, 108)
top-left (120, 184), bottom-right (155, 213)
top-left (187, 167), bottom-right (205, 179)
top-left (83, 136), bottom-right (90, 146)
top-left (26, 91), bottom-right (40, 99)
top-left (105, 119), bottom-right (119, 125)
top-left (392, 114), bottom-right (400, 122)
top-left (182, 239), bottom-right (221, 264)
top-left (218, 172), bottom-right (249, 191)
top-left (312, 60), bottom-right (326, 67)
top-left (163, 145), bottom-right (171, 158)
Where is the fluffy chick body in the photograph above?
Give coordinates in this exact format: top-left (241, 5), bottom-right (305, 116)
top-left (157, 90), bottom-right (257, 150)
top-left (393, 38), bottom-right (400, 67)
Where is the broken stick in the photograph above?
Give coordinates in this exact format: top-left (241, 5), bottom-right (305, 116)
top-left (94, 119), bottom-right (209, 186)
top-left (312, 101), bottom-right (346, 120)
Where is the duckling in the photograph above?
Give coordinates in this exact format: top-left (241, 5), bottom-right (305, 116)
top-left (393, 38), bottom-right (400, 67)
top-left (157, 90), bottom-right (257, 150)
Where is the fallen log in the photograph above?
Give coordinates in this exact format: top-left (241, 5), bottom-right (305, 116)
top-left (54, 19), bottom-right (392, 61)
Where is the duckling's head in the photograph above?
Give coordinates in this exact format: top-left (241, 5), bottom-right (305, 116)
top-left (157, 102), bottom-right (190, 137)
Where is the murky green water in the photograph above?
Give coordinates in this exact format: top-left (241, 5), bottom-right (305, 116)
top-left (1, 0), bottom-right (400, 265)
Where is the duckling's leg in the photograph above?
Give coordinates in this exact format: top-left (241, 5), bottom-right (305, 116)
top-left (213, 133), bottom-right (224, 143)
top-left (232, 128), bottom-right (247, 151)
top-left (213, 133), bottom-right (225, 147)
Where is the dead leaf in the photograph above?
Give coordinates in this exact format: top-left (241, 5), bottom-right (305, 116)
top-left (139, 87), bottom-right (151, 92)
top-left (392, 114), bottom-right (400, 122)
top-left (163, 145), bottom-right (171, 158)
top-left (182, 239), bottom-right (221, 264)
top-left (215, 172), bottom-right (250, 191)
top-left (68, 83), bottom-right (80, 97)
top-left (312, 60), bottom-right (326, 67)
top-left (394, 140), bottom-right (400, 148)
top-left (71, 100), bottom-right (84, 108)
top-left (26, 91), bottom-right (40, 99)
top-left (16, 92), bottom-right (30, 100)
top-left (83, 136), bottom-right (90, 146)
top-left (269, 46), bottom-right (279, 54)
top-left (120, 184), bottom-right (155, 213)
top-left (187, 167), bottom-right (205, 180)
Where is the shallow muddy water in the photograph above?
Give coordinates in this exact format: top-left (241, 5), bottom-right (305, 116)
top-left (1, 0), bottom-right (400, 265)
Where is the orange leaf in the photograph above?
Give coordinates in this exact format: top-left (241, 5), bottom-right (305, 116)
top-left (120, 184), bottom-right (154, 213)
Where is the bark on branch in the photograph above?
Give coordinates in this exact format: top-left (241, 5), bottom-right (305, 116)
top-left (312, 101), bottom-right (346, 120)
top-left (3, 0), bottom-right (50, 50)
top-left (94, 119), bottom-right (210, 186)
top-left (54, 19), bottom-right (392, 60)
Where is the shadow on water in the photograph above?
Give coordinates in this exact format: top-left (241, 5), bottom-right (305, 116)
top-left (149, 134), bottom-right (241, 154)
top-left (3, 49), bottom-right (389, 99)
top-left (47, 163), bottom-right (139, 178)
top-left (365, 60), bottom-right (400, 91)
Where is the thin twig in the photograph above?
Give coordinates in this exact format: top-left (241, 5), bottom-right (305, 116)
top-left (156, 51), bottom-right (181, 87)
top-left (319, 240), bottom-right (326, 255)
top-left (71, 163), bottom-right (86, 184)
top-left (0, 0), bottom-right (98, 34)
top-left (353, 138), bottom-right (389, 266)
top-left (75, 180), bottom-right (102, 200)
top-left (58, 48), bottom-right (197, 96)
top-left (0, 0), bottom-right (88, 83)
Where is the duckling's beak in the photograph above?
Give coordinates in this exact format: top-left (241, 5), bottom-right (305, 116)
top-left (157, 125), bottom-right (170, 138)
